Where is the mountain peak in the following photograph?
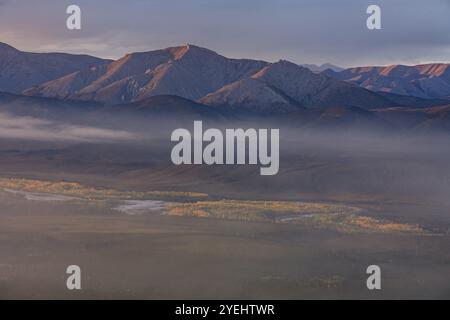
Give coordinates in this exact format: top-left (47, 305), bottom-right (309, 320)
top-left (0, 42), bottom-right (19, 52)
top-left (252, 59), bottom-right (312, 80)
top-left (167, 44), bottom-right (219, 60)
top-left (301, 63), bottom-right (344, 73)
top-left (320, 63), bottom-right (344, 72)
top-left (121, 44), bottom-right (219, 62)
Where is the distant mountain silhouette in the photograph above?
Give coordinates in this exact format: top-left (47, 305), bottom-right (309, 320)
top-left (301, 63), bottom-right (344, 73)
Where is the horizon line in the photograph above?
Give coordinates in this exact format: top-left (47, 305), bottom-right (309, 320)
top-left (2, 40), bottom-right (450, 69)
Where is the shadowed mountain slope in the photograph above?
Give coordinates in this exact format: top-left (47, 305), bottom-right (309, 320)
top-left (325, 64), bottom-right (450, 99)
top-left (201, 60), bottom-right (397, 112)
top-left (0, 42), bottom-right (109, 94)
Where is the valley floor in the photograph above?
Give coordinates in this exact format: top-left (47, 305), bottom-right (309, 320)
top-left (0, 134), bottom-right (449, 299)
top-left (0, 178), bottom-right (449, 299)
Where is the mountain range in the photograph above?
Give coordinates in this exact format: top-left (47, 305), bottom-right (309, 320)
top-left (16, 43), bottom-right (395, 110)
top-left (1, 41), bottom-right (450, 132)
top-left (325, 64), bottom-right (450, 99)
top-left (200, 60), bottom-right (394, 112)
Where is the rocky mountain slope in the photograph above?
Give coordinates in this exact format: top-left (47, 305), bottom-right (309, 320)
top-left (22, 44), bottom-right (396, 110)
top-left (325, 64), bottom-right (450, 99)
top-left (200, 60), bottom-right (396, 112)
top-left (24, 45), bottom-right (268, 104)
top-left (0, 42), bottom-right (108, 94)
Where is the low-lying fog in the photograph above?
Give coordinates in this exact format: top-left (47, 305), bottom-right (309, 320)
top-left (1, 109), bottom-right (450, 224)
top-left (0, 112), bottom-right (136, 142)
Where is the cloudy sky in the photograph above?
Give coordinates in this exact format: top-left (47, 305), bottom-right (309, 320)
top-left (0, 0), bottom-right (449, 67)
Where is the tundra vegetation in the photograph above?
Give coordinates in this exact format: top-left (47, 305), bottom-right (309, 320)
top-left (0, 178), bottom-right (429, 235)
